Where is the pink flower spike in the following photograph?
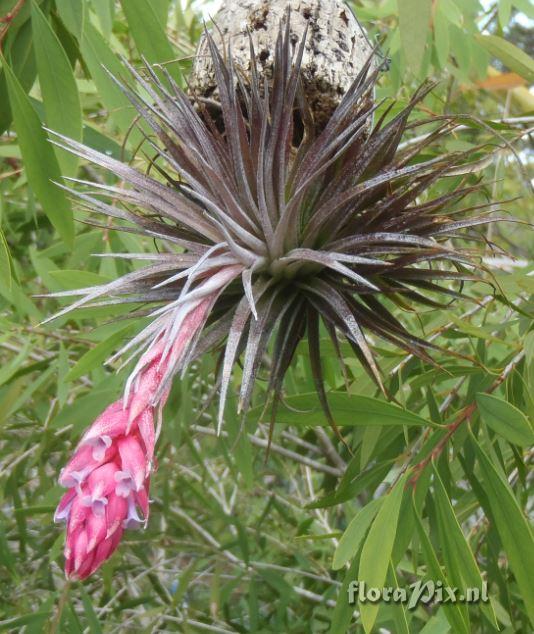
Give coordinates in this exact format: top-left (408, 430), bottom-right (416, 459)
top-left (59, 444), bottom-right (106, 490)
top-left (116, 435), bottom-right (147, 494)
top-left (135, 484), bottom-right (150, 522)
top-left (105, 492), bottom-right (128, 539)
top-left (80, 400), bottom-right (129, 450)
top-left (65, 551), bottom-right (75, 578)
top-left (85, 512), bottom-right (107, 554)
top-left (114, 471), bottom-right (135, 498)
top-left (54, 269), bottom-right (229, 581)
top-left (85, 435), bottom-right (112, 463)
top-left (127, 364), bottom-right (160, 425)
top-left (54, 489), bottom-right (76, 524)
top-left (82, 463), bottom-right (120, 516)
top-left (159, 298), bottom-right (211, 372)
top-left (123, 493), bottom-right (144, 530)
top-left (65, 525), bottom-right (93, 580)
top-left (74, 530), bottom-right (89, 571)
top-left (64, 523), bottom-right (83, 571)
top-left (67, 497), bottom-right (91, 535)
top-left (86, 527), bottom-right (124, 579)
top-left (75, 554), bottom-right (96, 581)
top-left (136, 409), bottom-right (155, 468)
top-left (134, 338), bottom-right (166, 376)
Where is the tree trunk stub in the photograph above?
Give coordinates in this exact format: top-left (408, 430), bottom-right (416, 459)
top-left (190, 0), bottom-right (374, 131)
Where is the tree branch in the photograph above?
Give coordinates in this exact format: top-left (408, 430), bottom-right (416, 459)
top-left (0, 0), bottom-right (25, 50)
top-left (409, 348), bottom-right (525, 486)
top-left (190, 424), bottom-right (343, 477)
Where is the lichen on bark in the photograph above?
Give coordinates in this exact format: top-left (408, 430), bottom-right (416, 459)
top-left (190, 0), bottom-right (375, 132)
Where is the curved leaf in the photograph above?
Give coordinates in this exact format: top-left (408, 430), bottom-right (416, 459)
top-left (413, 498), bottom-right (470, 634)
top-left (473, 439), bottom-right (534, 627)
top-left (0, 226), bottom-right (12, 291)
top-left (476, 35), bottom-right (534, 82)
top-left (476, 393), bottom-right (534, 447)
top-left (119, 0), bottom-right (181, 83)
top-left (2, 54), bottom-right (73, 246)
top-left (252, 392), bottom-right (438, 428)
top-left (55, 0), bottom-right (85, 40)
top-left (333, 498), bottom-right (383, 570)
top-left (433, 466), bottom-right (498, 629)
top-left (80, 21), bottom-right (136, 136)
top-left (358, 473), bottom-right (408, 633)
top-left (398, 0), bottom-right (432, 74)
top-left (31, 1), bottom-right (82, 176)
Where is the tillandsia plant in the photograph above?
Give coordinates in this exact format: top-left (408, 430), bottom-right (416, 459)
top-left (46, 15), bottom-right (507, 580)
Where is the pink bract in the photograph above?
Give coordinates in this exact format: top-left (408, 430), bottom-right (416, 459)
top-left (54, 283), bottom-right (230, 580)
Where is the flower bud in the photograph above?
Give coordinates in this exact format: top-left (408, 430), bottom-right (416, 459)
top-left (56, 405), bottom-right (153, 580)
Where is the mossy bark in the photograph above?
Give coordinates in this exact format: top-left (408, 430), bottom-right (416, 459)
top-left (190, 0), bottom-right (374, 131)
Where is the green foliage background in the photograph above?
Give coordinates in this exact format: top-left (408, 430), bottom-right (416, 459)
top-left (0, 1), bottom-right (533, 632)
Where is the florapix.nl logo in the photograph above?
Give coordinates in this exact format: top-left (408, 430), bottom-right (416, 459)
top-left (348, 580), bottom-right (489, 610)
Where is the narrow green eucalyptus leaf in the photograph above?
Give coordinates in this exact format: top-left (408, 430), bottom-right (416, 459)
top-left (224, 401), bottom-right (254, 488)
top-left (2, 55), bottom-right (74, 246)
top-left (446, 314), bottom-right (508, 344)
top-left (80, 21), bottom-right (136, 136)
top-left (0, 518), bottom-right (17, 577)
top-left (398, 0), bottom-right (432, 74)
top-left (0, 612), bottom-right (53, 630)
top-left (0, 342), bottom-right (30, 388)
top-left (525, 331), bottom-right (534, 396)
top-left (295, 532), bottom-right (341, 541)
top-left (418, 609), bottom-right (451, 634)
top-left (0, 226), bottom-right (12, 290)
top-left (83, 123), bottom-right (128, 160)
top-left (438, 0), bottom-right (463, 27)
top-left (57, 342), bottom-right (69, 407)
top-left (49, 269), bottom-right (112, 290)
top-left (0, 144), bottom-right (21, 158)
top-left (258, 569), bottom-right (295, 598)
top-left (79, 587), bottom-right (103, 634)
top-left (307, 460), bottom-right (393, 509)
top-left (91, 0), bottom-right (114, 38)
top-left (433, 8), bottom-right (450, 69)
top-left (388, 563), bottom-right (410, 634)
top-left (55, 0), bottom-right (85, 40)
top-left (433, 466), bottom-right (498, 629)
top-left (66, 325), bottom-right (134, 382)
top-left (0, 276), bottom-right (41, 320)
top-left (252, 392), bottom-right (437, 428)
top-left (358, 473), bottom-right (408, 633)
top-left (360, 425), bottom-right (381, 469)
top-left (413, 498), bottom-right (470, 634)
top-left (31, 1), bottom-right (82, 176)
top-left (6, 366), bottom-right (54, 419)
top-left (498, 0), bottom-right (513, 28)
top-left (0, 15), bottom-right (37, 134)
top-left (512, 0), bottom-right (534, 19)
top-left (328, 556), bottom-right (359, 634)
top-left (170, 560), bottom-right (197, 608)
top-left (333, 498), bottom-right (383, 570)
top-left (448, 25), bottom-right (471, 82)
top-left (473, 438), bottom-right (534, 626)
top-left (476, 35), bottom-right (534, 82)
top-left (476, 393), bottom-right (534, 447)
top-left (119, 0), bottom-right (181, 83)
top-left (50, 383), bottom-right (121, 435)
top-left (151, 0), bottom-right (170, 27)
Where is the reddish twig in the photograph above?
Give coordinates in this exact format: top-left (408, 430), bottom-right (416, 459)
top-left (409, 348), bottom-right (525, 487)
top-left (0, 0), bottom-right (26, 50)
